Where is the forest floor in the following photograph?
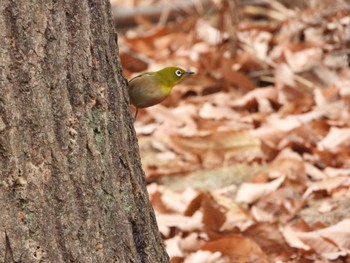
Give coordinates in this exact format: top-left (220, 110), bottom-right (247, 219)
top-left (114, 0), bottom-right (350, 262)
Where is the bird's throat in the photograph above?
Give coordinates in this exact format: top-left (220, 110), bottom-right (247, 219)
top-left (160, 84), bottom-right (172, 95)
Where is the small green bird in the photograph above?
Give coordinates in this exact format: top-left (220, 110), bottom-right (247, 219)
top-left (128, 67), bottom-right (194, 120)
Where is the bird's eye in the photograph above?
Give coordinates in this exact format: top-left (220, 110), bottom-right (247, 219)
top-left (175, 70), bottom-right (182, 77)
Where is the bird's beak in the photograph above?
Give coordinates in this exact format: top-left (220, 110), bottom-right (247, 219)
top-left (185, 71), bottom-right (195, 75)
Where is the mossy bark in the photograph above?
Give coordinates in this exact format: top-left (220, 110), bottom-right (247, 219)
top-left (0, 0), bottom-right (168, 262)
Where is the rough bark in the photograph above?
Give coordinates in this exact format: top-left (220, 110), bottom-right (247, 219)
top-left (0, 0), bottom-right (169, 262)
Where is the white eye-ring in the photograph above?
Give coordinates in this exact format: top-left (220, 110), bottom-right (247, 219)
top-left (175, 70), bottom-right (182, 77)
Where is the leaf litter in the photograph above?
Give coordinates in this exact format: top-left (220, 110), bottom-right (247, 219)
top-left (114, 0), bottom-right (350, 261)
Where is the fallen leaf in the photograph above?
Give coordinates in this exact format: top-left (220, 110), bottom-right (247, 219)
top-left (201, 236), bottom-right (270, 263)
top-left (251, 206), bottom-right (275, 223)
top-left (245, 222), bottom-right (294, 260)
top-left (303, 176), bottom-right (350, 198)
top-left (324, 167), bottom-right (350, 177)
top-left (236, 176), bottom-right (285, 204)
top-left (282, 219), bottom-right (350, 260)
top-left (179, 232), bottom-right (205, 253)
top-left (201, 193), bottom-right (227, 233)
top-left (196, 19), bottom-right (224, 46)
top-left (212, 194), bottom-right (250, 231)
top-left (199, 102), bottom-right (237, 120)
top-left (156, 212), bottom-right (203, 233)
top-left (317, 219), bottom-right (350, 251)
top-left (165, 236), bottom-right (183, 258)
top-left (284, 47), bottom-right (323, 73)
top-left (268, 149), bottom-right (306, 180)
top-left (231, 87), bottom-right (276, 109)
top-left (318, 127), bottom-right (350, 153)
top-left (184, 250), bottom-right (228, 263)
top-left (168, 129), bottom-right (262, 168)
top-left (318, 201), bottom-right (334, 213)
top-left (304, 162), bottom-right (327, 181)
top-left (280, 225), bottom-right (311, 251)
top-left (220, 61), bottom-right (257, 90)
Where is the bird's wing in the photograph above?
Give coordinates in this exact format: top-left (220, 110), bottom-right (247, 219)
top-left (129, 72), bottom-right (154, 82)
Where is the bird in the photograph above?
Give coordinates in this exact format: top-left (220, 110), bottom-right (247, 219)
top-left (128, 67), bottom-right (194, 121)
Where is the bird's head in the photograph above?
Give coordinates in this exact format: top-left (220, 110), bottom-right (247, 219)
top-left (155, 67), bottom-right (194, 87)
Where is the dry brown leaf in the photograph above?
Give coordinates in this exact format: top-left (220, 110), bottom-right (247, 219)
top-left (313, 66), bottom-right (342, 88)
top-left (318, 127), bottom-right (350, 153)
top-left (236, 176), bottom-right (285, 204)
top-left (284, 47), bottom-right (323, 73)
top-left (244, 222), bottom-right (294, 260)
top-left (317, 219), bottom-right (350, 251)
top-left (189, 42), bottom-right (213, 62)
top-left (213, 184), bottom-right (238, 198)
top-left (282, 219), bottom-right (350, 260)
top-left (199, 102), bottom-right (238, 120)
top-left (156, 212), bottom-right (203, 233)
top-left (184, 250), bottom-right (228, 263)
top-left (280, 225), bottom-right (311, 251)
top-left (123, 28), bottom-right (165, 56)
top-left (238, 30), bottom-right (272, 61)
top-left (119, 50), bottom-right (149, 74)
top-left (135, 122), bottom-right (158, 135)
top-left (196, 19), bottom-right (224, 46)
top-left (184, 192), bottom-right (204, 217)
top-left (165, 236), bottom-right (183, 258)
top-left (156, 186), bottom-right (198, 210)
top-left (168, 129), bottom-right (261, 168)
top-left (220, 62), bottom-right (257, 90)
top-left (231, 87), bottom-right (276, 109)
top-left (262, 186), bottom-right (307, 217)
top-left (252, 116), bottom-right (300, 145)
top-left (146, 104), bottom-right (198, 137)
top-left (251, 206), bottom-right (275, 223)
top-left (268, 149), bottom-right (306, 181)
top-left (275, 63), bottom-right (296, 89)
top-left (314, 86), bottom-right (339, 107)
top-left (317, 201), bottom-right (334, 213)
top-left (201, 193), bottom-right (227, 233)
top-left (144, 157), bottom-right (200, 178)
top-left (303, 176), bottom-right (350, 198)
top-left (154, 32), bottom-right (188, 53)
top-left (212, 194), bottom-right (250, 231)
top-left (201, 236), bottom-right (270, 263)
top-left (252, 108), bottom-right (327, 146)
top-left (324, 167), bottom-right (350, 177)
top-left (179, 232), bottom-right (205, 253)
top-left (148, 184), bottom-right (201, 214)
top-left (160, 190), bottom-right (189, 214)
top-left (304, 162), bottom-right (327, 181)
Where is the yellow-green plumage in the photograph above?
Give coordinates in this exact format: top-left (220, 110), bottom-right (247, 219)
top-left (128, 67), bottom-right (194, 120)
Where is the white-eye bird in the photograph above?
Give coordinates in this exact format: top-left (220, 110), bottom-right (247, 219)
top-left (128, 67), bottom-right (194, 120)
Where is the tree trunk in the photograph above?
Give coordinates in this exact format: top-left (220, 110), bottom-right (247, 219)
top-left (0, 0), bottom-right (169, 262)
